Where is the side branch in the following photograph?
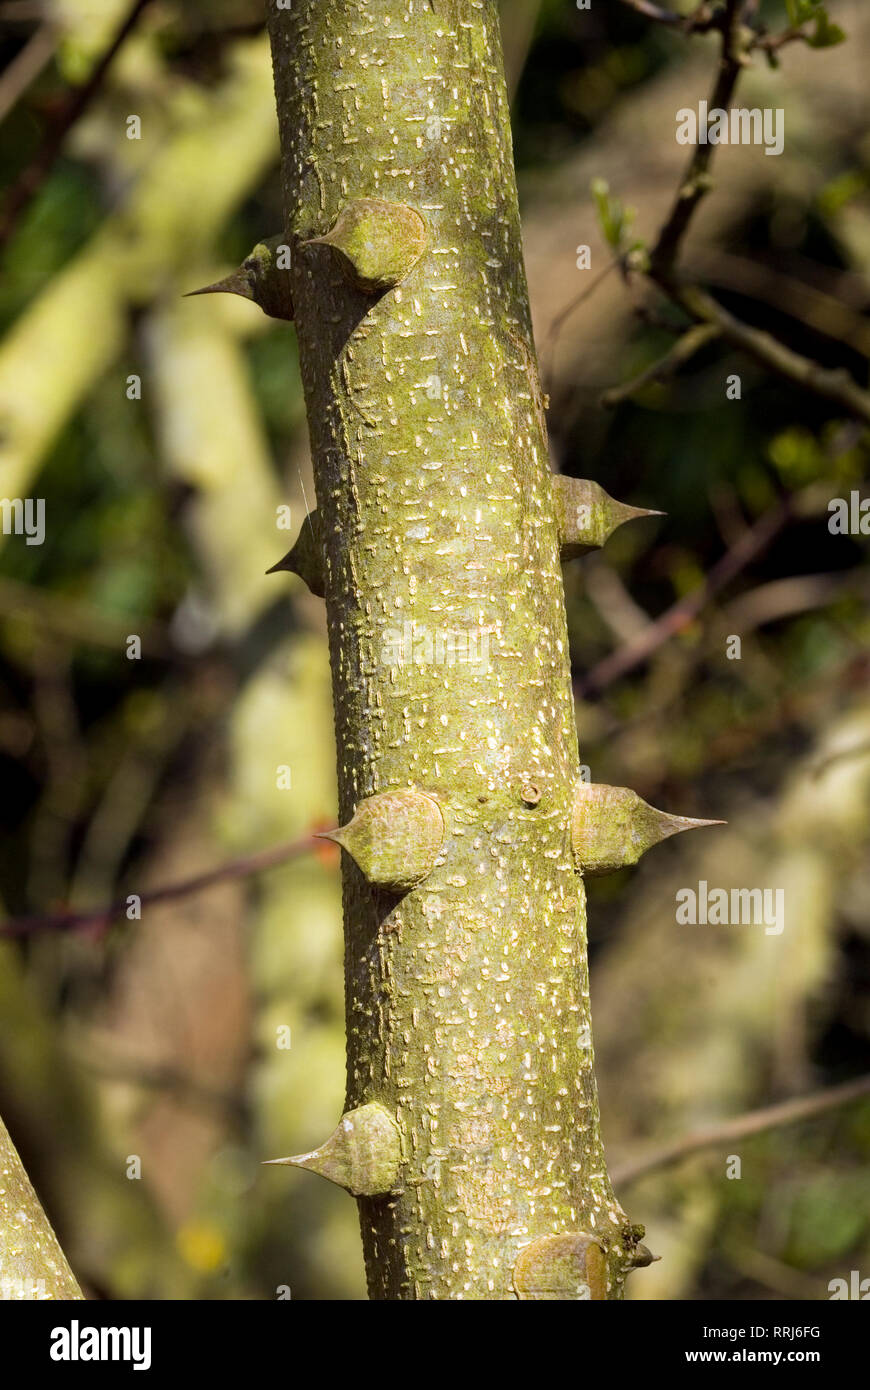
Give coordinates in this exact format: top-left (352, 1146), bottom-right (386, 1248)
top-left (0, 831), bottom-right (324, 939)
top-left (650, 0), bottom-right (746, 277)
top-left (671, 283), bottom-right (870, 426)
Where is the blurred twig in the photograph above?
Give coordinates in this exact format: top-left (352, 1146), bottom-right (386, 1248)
top-left (28, 642), bottom-right (89, 909)
top-left (650, 0), bottom-right (745, 278)
top-left (722, 570), bottom-right (855, 632)
top-left (77, 1051), bottom-right (247, 1120)
top-left (685, 249), bottom-right (870, 358)
top-left (0, 830), bottom-right (327, 938)
top-left (618, 0), bottom-right (717, 28)
top-left (810, 735), bottom-right (870, 780)
top-left (577, 490), bottom-right (793, 695)
top-left (605, 1), bottom-right (870, 424)
top-left (0, 22), bottom-right (56, 123)
top-left (600, 321), bottom-right (720, 406)
top-left (612, 1073), bottom-right (870, 1187)
top-left (542, 254), bottom-right (622, 386)
top-left (0, 0), bottom-right (154, 251)
top-left (0, 576), bottom-right (171, 657)
top-left (583, 555), bottom-right (656, 643)
top-left (671, 283), bottom-right (870, 425)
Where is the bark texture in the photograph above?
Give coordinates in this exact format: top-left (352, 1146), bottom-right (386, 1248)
top-left (266, 0), bottom-right (638, 1298)
top-left (0, 1116), bottom-right (82, 1299)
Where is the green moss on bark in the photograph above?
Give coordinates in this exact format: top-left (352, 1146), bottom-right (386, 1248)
top-left (266, 0), bottom-right (637, 1298)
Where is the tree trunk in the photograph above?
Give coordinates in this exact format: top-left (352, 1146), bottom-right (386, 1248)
top-left (0, 1115), bottom-right (82, 1299)
top-left (264, 0), bottom-right (647, 1300)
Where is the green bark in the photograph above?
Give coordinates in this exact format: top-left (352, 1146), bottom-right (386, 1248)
top-left (264, 0), bottom-right (643, 1299)
top-left (0, 1115), bottom-right (82, 1300)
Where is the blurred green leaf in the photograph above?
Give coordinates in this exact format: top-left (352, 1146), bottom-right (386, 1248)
top-left (590, 176), bottom-right (635, 252)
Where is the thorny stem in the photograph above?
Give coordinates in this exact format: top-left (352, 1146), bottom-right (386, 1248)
top-left (265, 0), bottom-right (641, 1299)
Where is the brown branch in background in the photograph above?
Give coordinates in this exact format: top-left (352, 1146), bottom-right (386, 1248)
top-left (752, 26), bottom-right (813, 58)
top-left (722, 570), bottom-right (860, 634)
top-left (684, 249), bottom-right (870, 359)
top-left (542, 254), bottom-right (622, 387)
top-left (602, 1), bottom-right (870, 426)
top-left (0, 576), bottom-right (171, 657)
top-left (600, 320), bottom-right (720, 406)
top-left (0, 0), bottom-right (154, 252)
top-left (0, 830), bottom-right (326, 939)
top-left (0, 21), bottom-right (56, 123)
top-left (809, 735), bottom-right (870, 780)
top-left (650, 0), bottom-right (746, 278)
top-left (78, 1052), bottom-right (247, 1120)
top-left (671, 282), bottom-right (870, 425)
top-left (577, 491), bottom-right (793, 695)
top-left (612, 1073), bottom-right (870, 1187)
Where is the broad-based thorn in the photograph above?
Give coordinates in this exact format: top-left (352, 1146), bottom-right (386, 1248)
top-left (554, 475), bottom-right (664, 560)
top-left (185, 234), bottom-right (294, 321)
top-left (318, 787), bottom-right (444, 891)
top-left (302, 198), bottom-right (427, 294)
top-left (266, 509), bottom-right (324, 597)
top-left (263, 1102), bottom-right (402, 1197)
top-left (571, 781), bottom-right (724, 876)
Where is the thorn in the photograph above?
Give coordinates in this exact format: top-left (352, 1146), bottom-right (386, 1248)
top-left (303, 198), bottom-right (427, 294)
top-left (262, 1102), bottom-right (402, 1196)
top-left (630, 1244), bottom-right (660, 1267)
top-left (266, 509), bottom-right (324, 596)
top-left (183, 271), bottom-right (251, 302)
top-left (185, 235), bottom-right (294, 321)
top-left (554, 476), bottom-right (664, 559)
top-left (571, 782), bottom-right (724, 876)
top-left (324, 788), bottom-right (444, 890)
